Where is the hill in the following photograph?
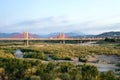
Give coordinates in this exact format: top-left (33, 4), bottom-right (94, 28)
top-left (0, 33), bottom-right (40, 38)
top-left (0, 31), bottom-right (120, 38)
top-left (96, 31), bottom-right (120, 38)
top-left (32, 32), bottom-right (85, 38)
top-left (0, 33), bottom-right (19, 38)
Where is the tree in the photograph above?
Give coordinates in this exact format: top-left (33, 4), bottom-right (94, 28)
top-left (81, 64), bottom-right (99, 80)
top-left (100, 71), bottom-right (116, 80)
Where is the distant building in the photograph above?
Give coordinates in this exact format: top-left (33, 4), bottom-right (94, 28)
top-left (15, 49), bottom-right (23, 58)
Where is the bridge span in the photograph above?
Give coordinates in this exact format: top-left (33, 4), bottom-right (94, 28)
top-left (0, 38), bottom-right (103, 46)
top-left (0, 32), bottom-right (104, 46)
top-left (0, 38), bottom-right (103, 41)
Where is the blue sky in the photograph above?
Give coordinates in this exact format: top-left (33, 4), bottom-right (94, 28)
top-left (0, 0), bottom-right (120, 34)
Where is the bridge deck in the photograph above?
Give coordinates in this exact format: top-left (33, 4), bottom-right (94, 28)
top-left (0, 38), bottom-right (104, 41)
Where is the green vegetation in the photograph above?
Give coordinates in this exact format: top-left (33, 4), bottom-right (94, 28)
top-left (100, 71), bottom-right (118, 80)
top-left (0, 42), bottom-right (120, 80)
top-left (0, 58), bottom-right (120, 80)
top-left (0, 43), bottom-right (120, 60)
top-left (96, 38), bottom-right (120, 47)
top-left (23, 52), bottom-right (47, 60)
top-left (116, 63), bottom-right (120, 75)
top-left (21, 48), bottom-right (48, 60)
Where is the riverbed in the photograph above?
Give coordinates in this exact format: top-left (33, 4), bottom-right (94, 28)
top-left (49, 54), bottom-right (120, 72)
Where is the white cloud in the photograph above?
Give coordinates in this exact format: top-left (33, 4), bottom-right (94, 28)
top-left (0, 16), bottom-right (120, 34)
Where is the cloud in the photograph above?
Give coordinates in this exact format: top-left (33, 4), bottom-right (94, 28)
top-left (0, 16), bottom-right (120, 34)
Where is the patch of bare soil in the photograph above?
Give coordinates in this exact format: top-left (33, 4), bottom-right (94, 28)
top-left (72, 55), bottom-right (120, 72)
top-left (95, 55), bottom-right (120, 64)
top-left (88, 55), bottom-right (120, 72)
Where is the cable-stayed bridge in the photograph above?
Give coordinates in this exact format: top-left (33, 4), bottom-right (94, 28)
top-left (0, 32), bottom-right (103, 46)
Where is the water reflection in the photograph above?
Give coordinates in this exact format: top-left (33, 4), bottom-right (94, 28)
top-left (98, 67), bottom-right (115, 72)
top-left (15, 49), bottom-right (23, 58)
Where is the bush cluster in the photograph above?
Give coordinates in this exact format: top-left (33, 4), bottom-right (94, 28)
top-left (0, 58), bottom-right (119, 80)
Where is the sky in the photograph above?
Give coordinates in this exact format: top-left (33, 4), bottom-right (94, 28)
top-left (0, 0), bottom-right (120, 34)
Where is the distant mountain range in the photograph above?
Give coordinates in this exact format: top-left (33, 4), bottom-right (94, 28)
top-left (0, 32), bottom-right (85, 38)
top-left (11, 33), bottom-right (39, 38)
top-left (96, 31), bottom-right (120, 38)
top-left (0, 33), bottom-right (19, 38)
top-left (39, 32), bottom-right (85, 38)
top-left (0, 31), bottom-right (120, 38)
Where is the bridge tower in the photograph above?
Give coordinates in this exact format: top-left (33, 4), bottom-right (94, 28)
top-left (23, 32), bottom-right (29, 47)
top-left (58, 33), bottom-right (65, 44)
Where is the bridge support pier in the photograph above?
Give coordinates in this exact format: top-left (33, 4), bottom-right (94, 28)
top-left (77, 40), bottom-right (83, 44)
top-left (60, 40), bottom-right (65, 44)
top-left (23, 32), bottom-right (29, 47)
top-left (77, 40), bottom-right (79, 44)
top-left (80, 40), bottom-right (83, 44)
top-left (24, 40), bottom-right (29, 47)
